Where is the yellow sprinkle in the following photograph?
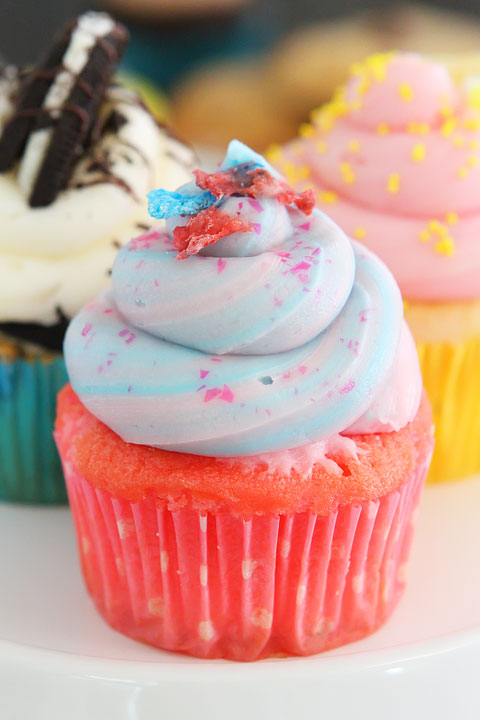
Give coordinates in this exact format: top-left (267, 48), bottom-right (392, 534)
top-left (348, 139), bottom-right (360, 152)
top-left (457, 167), bottom-right (469, 179)
top-left (364, 52), bottom-right (394, 82)
top-left (440, 105), bottom-right (453, 118)
top-left (377, 123), bottom-right (390, 136)
top-left (340, 162), bottom-right (355, 184)
top-left (428, 220), bottom-right (447, 236)
top-left (266, 143), bottom-right (282, 162)
top-left (435, 237), bottom-right (455, 256)
top-left (299, 123), bottom-right (314, 139)
top-left (398, 82), bottom-right (414, 102)
top-left (419, 229), bottom-right (430, 242)
top-left (441, 118), bottom-right (457, 136)
top-left (411, 143), bottom-right (426, 162)
top-left (353, 227), bottom-right (367, 239)
top-left (319, 191), bottom-right (338, 205)
top-left (315, 140), bottom-right (327, 154)
top-left (387, 173), bottom-right (400, 194)
top-left (468, 155), bottom-right (479, 167)
top-left (469, 140), bottom-right (479, 150)
top-left (452, 135), bottom-right (465, 148)
top-left (463, 117), bottom-right (480, 131)
top-left (283, 162), bottom-right (310, 186)
top-left (407, 122), bottom-right (430, 136)
top-left (468, 85), bottom-right (480, 110)
top-left (445, 212), bottom-right (458, 225)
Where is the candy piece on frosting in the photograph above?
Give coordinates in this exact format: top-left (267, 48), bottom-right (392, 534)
top-left (173, 207), bottom-right (253, 260)
top-left (147, 188), bottom-right (215, 219)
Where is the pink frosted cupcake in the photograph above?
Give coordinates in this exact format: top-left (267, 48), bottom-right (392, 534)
top-left (56, 141), bottom-right (433, 660)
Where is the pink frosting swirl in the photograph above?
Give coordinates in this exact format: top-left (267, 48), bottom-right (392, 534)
top-left (274, 52), bottom-right (480, 301)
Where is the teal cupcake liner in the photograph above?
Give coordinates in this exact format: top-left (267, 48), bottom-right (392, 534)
top-left (0, 356), bottom-right (68, 504)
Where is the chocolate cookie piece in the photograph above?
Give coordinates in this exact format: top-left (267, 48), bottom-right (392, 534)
top-left (0, 12), bottom-right (129, 207)
top-left (0, 21), bottom-right (75, 172)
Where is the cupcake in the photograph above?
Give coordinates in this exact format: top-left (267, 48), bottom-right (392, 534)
top-left (271, 52), bottom-right (480, 484)
top-left (56, 141), bottom-right (433, 660)
top-left (0, 12), bottom-right (195, 503)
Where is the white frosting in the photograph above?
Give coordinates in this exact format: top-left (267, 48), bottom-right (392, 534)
top-left (0, 78), bottom-right (195, 325)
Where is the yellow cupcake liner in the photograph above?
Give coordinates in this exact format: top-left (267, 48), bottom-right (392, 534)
top-left (416, 334), bottom-right (480, 483)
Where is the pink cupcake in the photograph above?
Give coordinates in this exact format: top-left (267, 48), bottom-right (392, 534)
top-left (55, 141), bottom-right (433, 660)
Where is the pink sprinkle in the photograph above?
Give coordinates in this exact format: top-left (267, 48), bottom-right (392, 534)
top-left (298, 365), bottom-right (308, 374)
top-left (247, 198), bottom-right (263, 213)
top-left (238, 201), bottom-right (243, 210)
top-left (282, 371), bottom-right (291, 379)
top-left (252, 223), bottom-right (261, 235)
top-left (107, 360), bottom-right (112, 366)
top-left (326, 258), bottom-right (332, 264)
top-left (217, 258), bottom-right (227, 274)
top-left (127, 385), bottom-right (132, 393)
top-left (98, 366), bottom-right (104, 373)
top-left (125, 333), bottom-right (136, 344)
top-left (204, 387), bottom-right (222, 403)
top-left (154, 279), bottom-right (159, 287)
top-left (340, 380), bottom-right (356, 394)
top-left (118, 329), bottom-right (129, 337)
top-left (264, 283), bottom-right (271, 289)
top-left (312, 247), bottom-right (320, 256)
top-left (359, 309), bottom-right (370, 322)
top-left (290, 261), bottom-right (311, 274)
top-left (81, 323), bottom-right (92, 337)
top-left (220, 384), bottom-right (235, 403)
top-left (265, 409), bottom-right (271, 417)
top-left (274, 296), bottom-right (283, 307)
top-left (135, 260), bottom-right (145, 270)
top-left (103, 308), bottom-right (113, 314)
top-left (298, 273), bottom-right (309, 284)
top-left (277, 251), bottom-right (291, 258)
top-left (200, 369), bottom-right (210, 379)
top-left (348, 339), bottom-right (359, 356)
top-left (211, 358), bottom-right (222, 363)
top-left (298, 222), bottom-right (311, 231)
top-left (197, 384), bottom-right (207, 392)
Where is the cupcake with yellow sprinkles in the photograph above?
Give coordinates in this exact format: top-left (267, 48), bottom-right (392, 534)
top-left (270, 52), bottom-right (480, 483)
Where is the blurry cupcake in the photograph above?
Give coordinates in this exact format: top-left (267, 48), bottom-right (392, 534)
top-left (0, 12), bottom-right (195, 503)
top-left (55, 141), bottom-right (433, 660)
top-left (271, 52), bottom-right (480, 484)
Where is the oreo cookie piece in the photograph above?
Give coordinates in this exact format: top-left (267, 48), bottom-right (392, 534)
top-left (0, 12), bottom-right (129, 208)
top-left (0, 21), bottom-right (75, 172)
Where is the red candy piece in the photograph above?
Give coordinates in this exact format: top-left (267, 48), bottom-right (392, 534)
top-left (194, 164), bottom-right (315, 215)
top-left (174, 206), bottom-right (252, 260)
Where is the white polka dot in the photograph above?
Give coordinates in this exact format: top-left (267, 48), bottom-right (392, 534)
top-left (115, 557), bottom-right (125, 577)
top-left (250, 608), bottom-right (273, 630)
top-left (200, 564), bottom-right (208, 587)
top-left (117, 518), bottom-right (134, 540)
top-left (160, 550), bottom-right (169, 573)
top-left (241, 559), bottom-right (258, 580)
top-left (81, 537), bottom-right (91, 555)
top-left (198, 620), bottom-right (215, 641)
top-left (279, 540), bottom-right (291, 558)
top-left (296, 584), bottom-right (306, 605)
top-left (397, 563), bottom-right (408, 584)
top-left (148, 597), bottom-right (164, 617)
top-left (199, 514), bottom-right (207, 532)
top-left (352, 573), bottom-right (365, 594)
top-left (315, 617), bottom-right (335, 636)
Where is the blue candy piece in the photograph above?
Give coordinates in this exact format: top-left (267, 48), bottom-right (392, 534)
top-left (221, 139), bottom-right (281, 178)
top-left (147, 188), bottom-right (215, 219)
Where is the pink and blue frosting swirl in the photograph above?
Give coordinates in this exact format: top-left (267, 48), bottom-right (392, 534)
top-left (65, 141), bottom-right (421, 457)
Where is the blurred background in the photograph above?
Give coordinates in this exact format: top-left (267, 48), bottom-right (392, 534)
top-left (2, 0), bottom-right (480, 152)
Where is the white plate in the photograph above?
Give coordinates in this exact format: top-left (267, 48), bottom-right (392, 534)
top-left (0, 476), bottom-right (479, 720)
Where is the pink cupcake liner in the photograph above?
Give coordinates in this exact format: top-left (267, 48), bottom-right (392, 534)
top-left (65, 455), bottom-right (428, 661)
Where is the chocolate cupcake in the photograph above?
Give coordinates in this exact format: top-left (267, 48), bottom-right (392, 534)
top-left (0, 11), bottom-right (195, 503)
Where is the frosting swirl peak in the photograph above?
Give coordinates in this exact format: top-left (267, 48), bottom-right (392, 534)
top-left (65, 141), bottom-right (421, 456)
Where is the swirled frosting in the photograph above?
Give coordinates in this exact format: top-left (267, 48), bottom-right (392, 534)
top-left (272, 52), bottom-right (480, 302)
top-left (0, 69), bottom-right (194, 326)
top-left (65, 141), bottom-right (421, 457)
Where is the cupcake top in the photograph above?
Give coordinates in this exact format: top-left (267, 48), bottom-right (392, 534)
top-left (272, 52), bottom-right (480, 302)
top-left (65, 141), bottom-right (421, 458)
top-left (0, 12), bottom-right (194, 328)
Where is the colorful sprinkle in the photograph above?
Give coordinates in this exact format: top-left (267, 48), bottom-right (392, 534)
top-left (377, 123), bottom-right (390, 136)
top-left (387, 173), bottom-right (401, 194)
top-left (340, 162), bottom-right (355, 184)
top-left (353, 227), bottom-right (367, 239)
top-left (398, 82), bottom-right (414, 102)
top-left (319, 190), bottom-right (338, 204)
top-left (411, 143), bottom-right (426, 162)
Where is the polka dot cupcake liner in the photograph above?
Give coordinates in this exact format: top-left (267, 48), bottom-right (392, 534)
top-left (64, 451), bottom-right (429, 661)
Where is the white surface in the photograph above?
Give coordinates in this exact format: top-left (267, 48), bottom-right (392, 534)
top-left (0, 476), bottom-right (479, 719)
